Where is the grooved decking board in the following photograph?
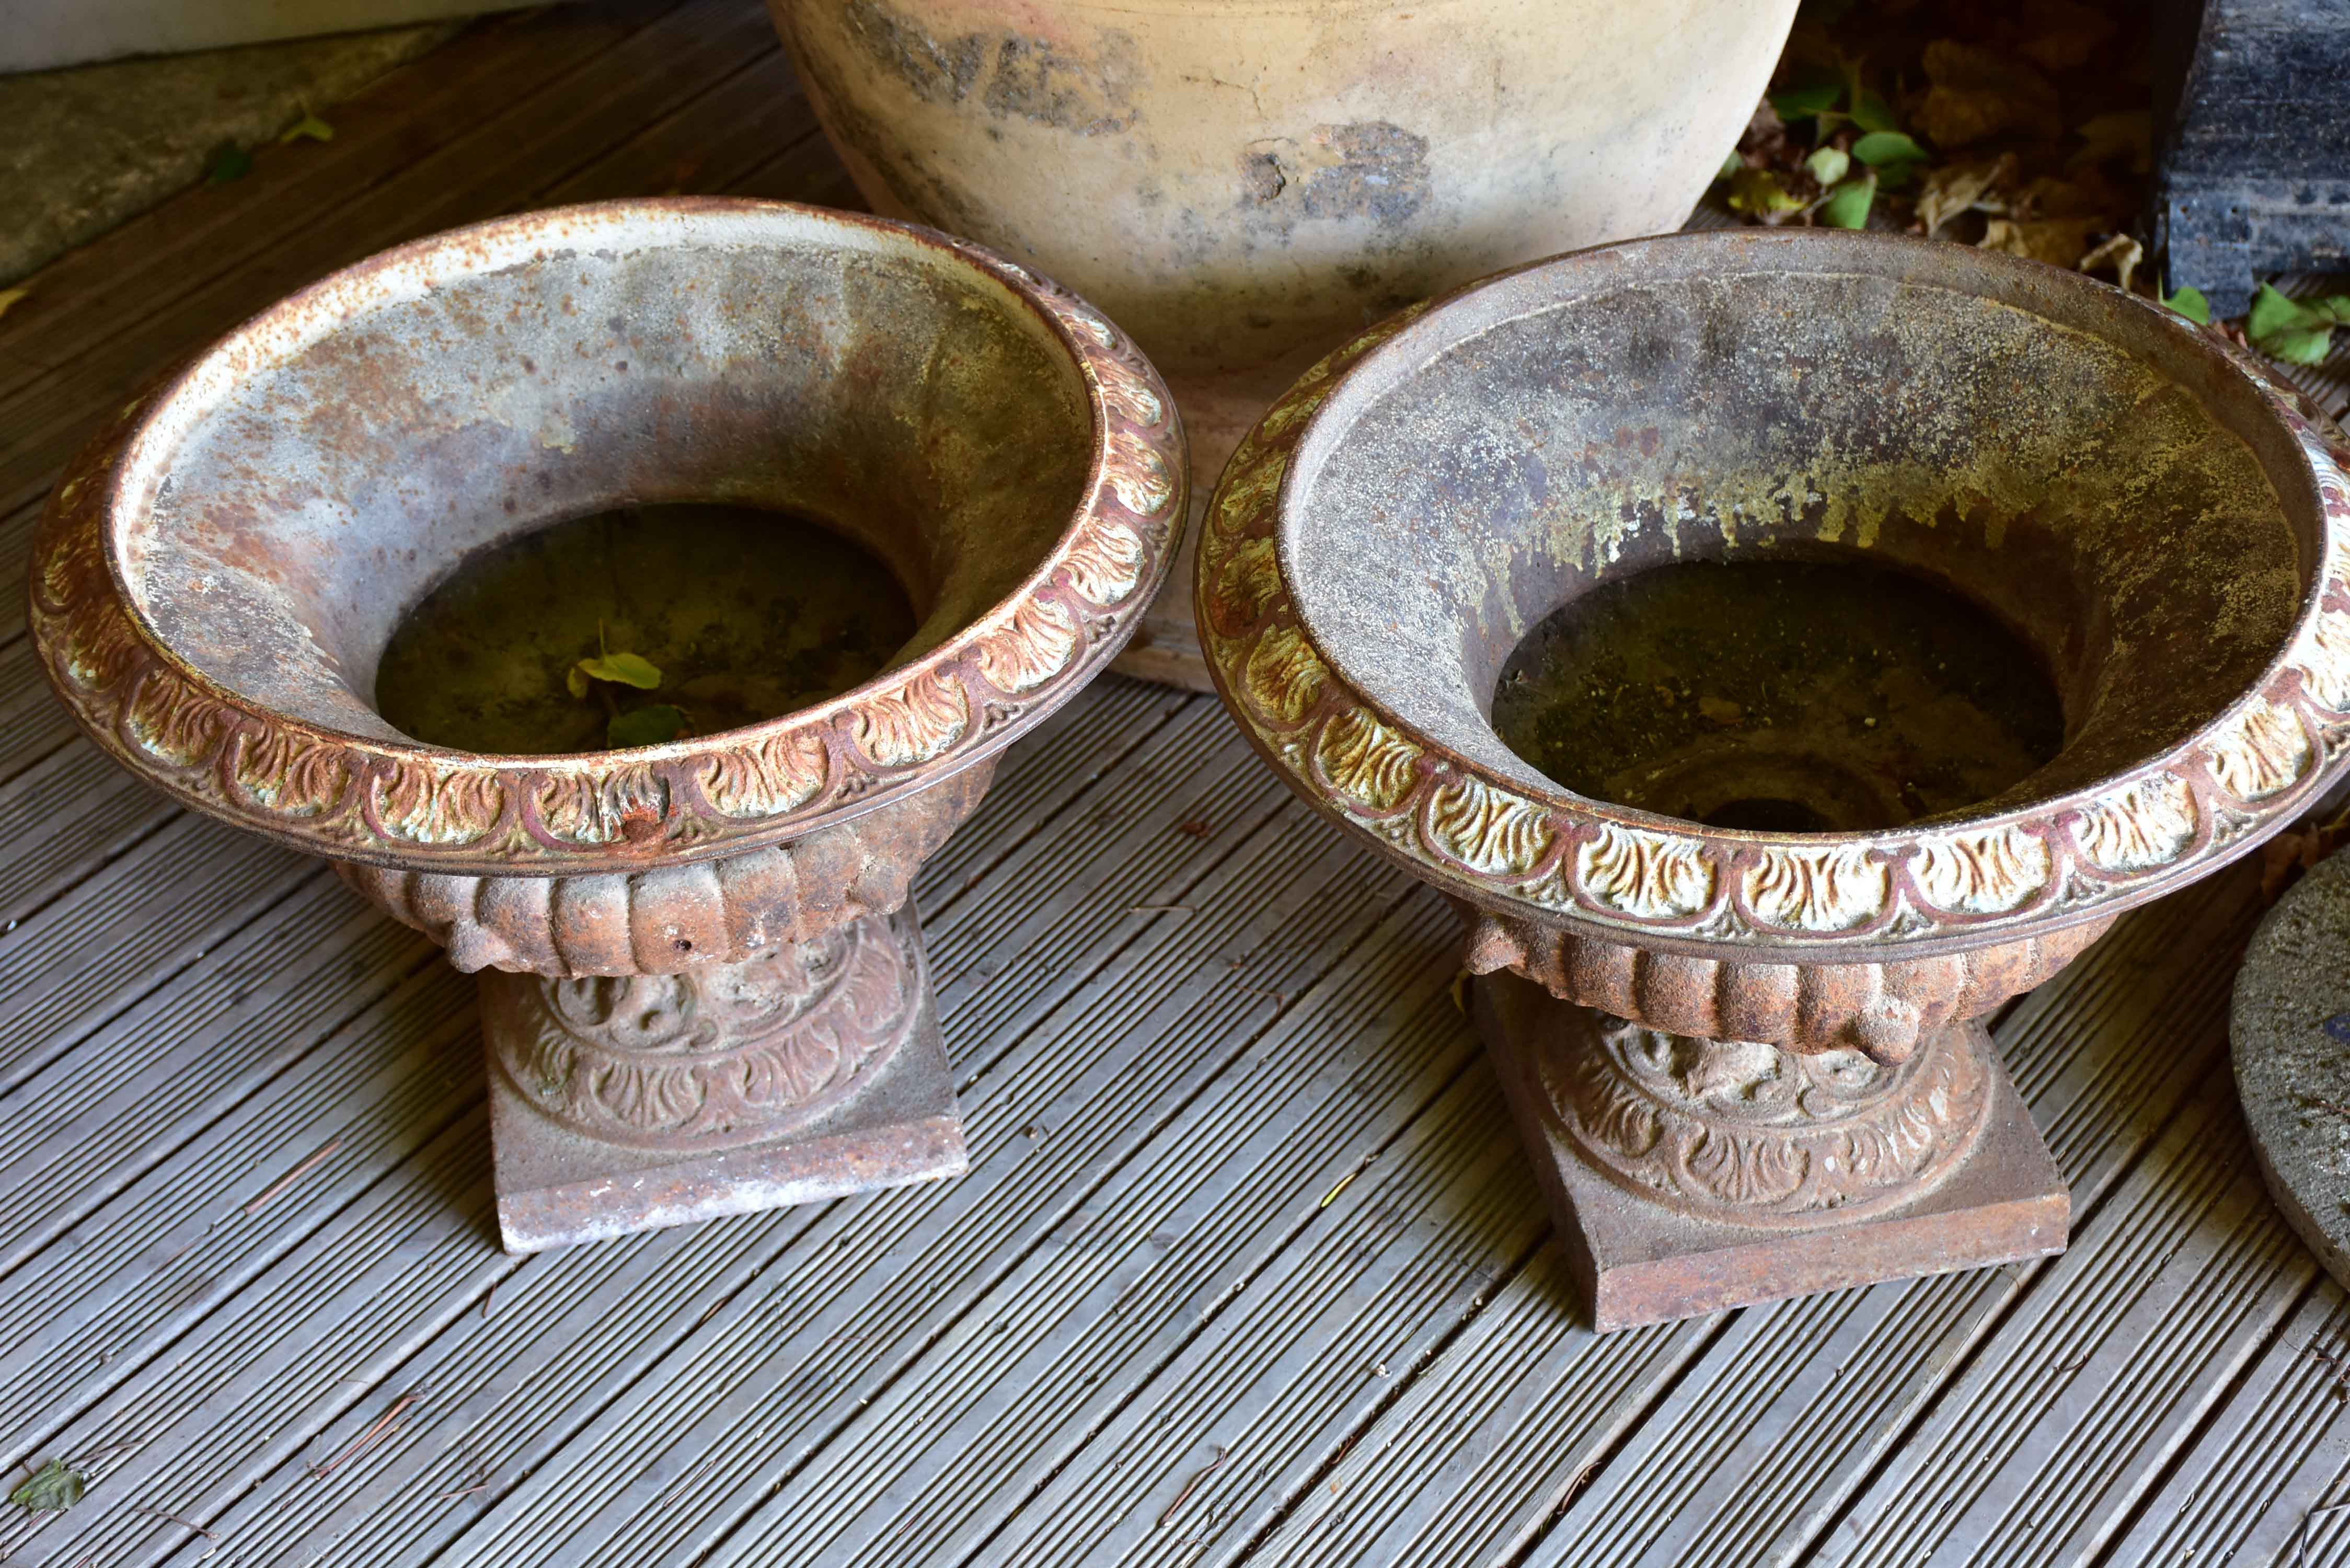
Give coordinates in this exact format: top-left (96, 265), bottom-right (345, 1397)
top-left (10, 7), bottom-right (2350, 1566)
top-left (2104, 1282), bottom-right (2350, 1567)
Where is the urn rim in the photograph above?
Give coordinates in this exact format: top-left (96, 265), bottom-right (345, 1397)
top-left (1195, 227), bottom-right (2350, 962)
top-left (31, 197), bottom-right (1189, 874)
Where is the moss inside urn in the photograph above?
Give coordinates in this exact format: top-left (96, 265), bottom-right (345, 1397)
top-left (1489, 555), bottom-right (2066, 833)
top-left (374, 503), bottom-right (917, 755)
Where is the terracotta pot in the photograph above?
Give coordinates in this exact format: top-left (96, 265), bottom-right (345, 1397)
top-left (770, 0), bottom-right (1801, 687)
top-left (1196, 228), bottom-right (2350, 1327)
top-left (30, 198), bottom-right (1184, 1250)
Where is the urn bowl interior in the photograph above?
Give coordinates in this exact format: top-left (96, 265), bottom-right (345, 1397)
top-left (1283, 233), bottom-right (2321, 827)
top-left (108, 201), bottom-right (1095, 752)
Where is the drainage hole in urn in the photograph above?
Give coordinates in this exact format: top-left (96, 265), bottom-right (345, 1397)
top-left (374, 503), bottom-right (917, 755)
top-left (1489, 556), bottom-right (2065, 833)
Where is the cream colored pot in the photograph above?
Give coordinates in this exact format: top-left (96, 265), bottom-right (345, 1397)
top-left (771, 0), bottom-right (1800, 686)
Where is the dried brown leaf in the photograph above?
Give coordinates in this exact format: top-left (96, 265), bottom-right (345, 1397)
top-left (2077, 234), bottom-right (2143, 294)
top-left (1980, 217), bottom-right (2099, 269)
top-left (1915, 155), bottom-right (2016, 236)
top-left (2018, 0), bottom-right (2116, 72)
top-left (1917, 41), bottom-right (2062, 148)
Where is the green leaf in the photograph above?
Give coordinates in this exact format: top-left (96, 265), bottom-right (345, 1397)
top-left (2249, 282), bottom-right (2318, 338)
top-left (2162, 285), bottom-right (2211, 326)
top-left (279, 113), bottom-right (334, 144)
top-left (204, 143), bottom-right (253, 185)
top-left (2325, 296), bottom-right (2350, 325)
top-left (575, 652), bottom-right (662, 690)
top-left (10, 1459), bottom-right (85, 1514)
top-left (607, 704), bottom-right (687, 749)
top-left (1851, 131), bottom-right (1928, 168)
top-left (566, 665), bottom-right (591, 700)
top-left (1819, 173), bottom-right (1877, 230)
top-left (2249, 283), bottom-right (2336, 365)
top-left (1716, 151), bottom-right (1745, 182)
top-left (1805, 146), bottom-right (1851, 187)
top-left (1770, 82), bottom-right (1844, 122)
top-left (1852, 88), bottom-right (1899, 134)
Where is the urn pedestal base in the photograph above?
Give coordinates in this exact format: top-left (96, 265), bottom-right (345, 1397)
top-left (481, 910), bottom-right (966, 1253)
top-left (1473, 971), bottom-right (2068, 1332)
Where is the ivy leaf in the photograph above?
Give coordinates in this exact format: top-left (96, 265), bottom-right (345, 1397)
top-left (1819, 173), bottom-right (1877, 230)
top-left (607, 704), bottom-right (688, 749)
top-left (575, 652), bottom-right (662, 690)
top-left (2249, 284), bottom-right (2338, 366)
top-left (10, 1458), bottom-right (86, 1514)
top-left (2162, 285), bottom-right (2211, 326)
top-left (204, 142), bottom-right (253, 184)
top-left (1851, 131), bottom-right (1928, 169)
top-left (1851, 88), bottom-right (1899, 134)
top-left (1805, 146), bottom-right (1851, 187)
top-left (279, 113), bottom-right (335, 144)
top-left (1769, 82), bottom-right (1844, 122)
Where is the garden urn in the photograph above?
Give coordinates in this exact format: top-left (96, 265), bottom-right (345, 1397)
top-left (29, 199), bottom-right (1185, 1251)
top-left (1195, 227), bottom-right (2350, 1329)
top-left (768, 0), bottom-right (1803, 689)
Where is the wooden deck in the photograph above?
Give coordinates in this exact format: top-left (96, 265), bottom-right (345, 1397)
top-left (6, 5), bottom-right (2350, 1563)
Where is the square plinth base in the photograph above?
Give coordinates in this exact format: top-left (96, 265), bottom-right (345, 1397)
top-left (1474, 972), bottom-right (2069, 1332)
top-left (483, 970), bottom-right (966, 1253)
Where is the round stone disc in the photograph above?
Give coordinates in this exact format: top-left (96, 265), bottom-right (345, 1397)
top-left (2233, 845), bottom-right (2350, 1289)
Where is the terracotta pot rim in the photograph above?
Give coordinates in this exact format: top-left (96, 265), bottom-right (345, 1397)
top-left (1197, 227), bottom-right (2350, 961)
top-left (30, 197), bottom-right (1190, 874)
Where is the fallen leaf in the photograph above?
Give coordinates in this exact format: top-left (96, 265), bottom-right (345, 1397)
top-left (576, 652), bottom-right (662, 689)
top-left (279, 112), bottom-right (334, 144)
top-left (2019, 0), bottom-right (2116, 71)
top-left (2017, 167), bottom-right (2127, 221)
top-left (606, 703), bottom-right (687, 748)
top-left (1980, 217), bottom-right (2098, 269)
top-left (2071, 110), bottom-right (2152, 175)
top-left (1726, 167), bottom-right (1804, 220)
top-left (2163, 285), bottom-right (2212, 326)
top-left (10, 1459), bottom-right (85, 1514)
top-left (2249, 284), bottom-right (2350, 366)
top-left (1917, 41), bottom-right (2061, 148)
top-left (204, 142), bottom-right (253, 184)
top-left (1915, 156), bottom-right (2015, 236)
top-left (0, 286), bottom-right (27, 322)
top-left (1770, 80), bottom-right (1844, 124)
top-left (1819, 172), bottom-right (1877, 229)
top-left (1698, 696), bottom-right (1744, 725)
top-left (2078, 233), bottom-right (2142, 294)
top-left (1851, 87), bottom-right (1899, 135)
top-left (1851, 130), bottom-right (1928, 169)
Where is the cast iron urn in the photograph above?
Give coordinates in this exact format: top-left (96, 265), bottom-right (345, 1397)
top-left (1196, 228), bottom-right (2350, 1329)
top-left (30, 199), bottom-right (1184, 1250)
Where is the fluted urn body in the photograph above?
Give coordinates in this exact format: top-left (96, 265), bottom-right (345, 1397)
top-left (1196, 228), bottom-right (2350, 1327)
top-left (31, 199), bottom-right (1185, 1249)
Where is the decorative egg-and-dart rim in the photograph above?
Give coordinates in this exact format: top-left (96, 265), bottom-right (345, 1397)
top-left (1195, 229), bottom-right (2350, 964)
top-left (27, 198), bottom-right (1189, 875)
